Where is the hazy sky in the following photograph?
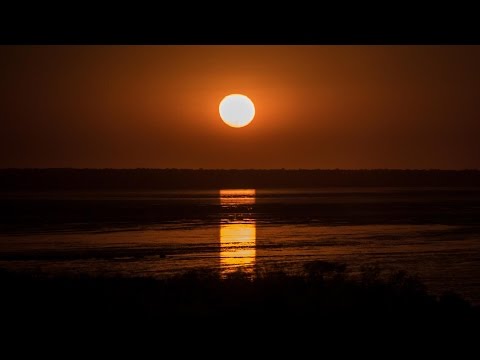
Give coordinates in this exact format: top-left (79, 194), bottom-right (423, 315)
top-left (1, 45), bottom-right (479, 169)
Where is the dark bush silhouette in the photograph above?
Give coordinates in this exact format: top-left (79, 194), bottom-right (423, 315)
top-left (1, 261), bottom-right (477, 333)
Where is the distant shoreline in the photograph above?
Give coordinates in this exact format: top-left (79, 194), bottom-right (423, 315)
top-left (1, 169), bottom-right (480, 191)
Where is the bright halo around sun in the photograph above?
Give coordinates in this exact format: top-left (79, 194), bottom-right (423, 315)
top-left (219, 94), bottom-right (255, 128)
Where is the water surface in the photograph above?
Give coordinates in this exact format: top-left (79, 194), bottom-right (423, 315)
top-left (1, 187), bottom-right (479, 303)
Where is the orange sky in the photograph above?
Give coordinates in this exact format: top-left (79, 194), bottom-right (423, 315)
top-left (1, 45), bottom-right (479, 169)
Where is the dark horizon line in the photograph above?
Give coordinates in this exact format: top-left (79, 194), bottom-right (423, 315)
top-left (3, 168), bottom-right (479, 190)
top-left (2, 168), bottom-right (480, 171)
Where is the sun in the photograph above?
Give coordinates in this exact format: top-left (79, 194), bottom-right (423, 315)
top-left (219, 94), bottom-right (255, 128)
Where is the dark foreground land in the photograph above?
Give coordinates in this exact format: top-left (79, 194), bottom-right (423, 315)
top-left (2, 261), bottom-right (478, 335)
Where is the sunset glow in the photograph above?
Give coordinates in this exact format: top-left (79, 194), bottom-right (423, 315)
top-left (1, 43), bottom-right (479, 328)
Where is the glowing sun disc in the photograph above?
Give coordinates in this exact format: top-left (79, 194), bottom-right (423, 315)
top-left (219, 94), bottom-right (255, 128)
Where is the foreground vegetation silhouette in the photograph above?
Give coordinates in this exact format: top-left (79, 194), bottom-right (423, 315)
top-left (1, 261), bottom-right (477, 332)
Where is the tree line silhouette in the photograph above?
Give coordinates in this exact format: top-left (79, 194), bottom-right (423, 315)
top-left (1, 168), bottom-right (479, 190)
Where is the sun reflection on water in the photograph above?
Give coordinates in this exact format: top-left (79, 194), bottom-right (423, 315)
top-left (219, 189), bottom-right (256, 275)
